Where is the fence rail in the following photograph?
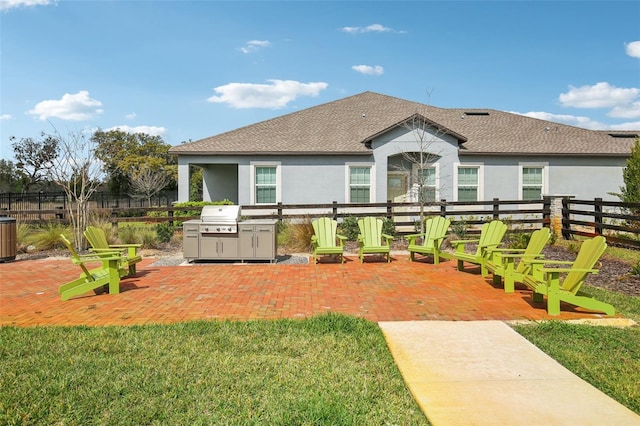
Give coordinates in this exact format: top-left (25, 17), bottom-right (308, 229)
top-left (5, 196), bottom-right (640, 245)
top-left (1, 198), bottom-right (550, 236)
top-left (562, 198), bottom-right (640, 247)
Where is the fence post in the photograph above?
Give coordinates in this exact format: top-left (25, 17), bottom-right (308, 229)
top-left (542, 196), bottom-right (551, 229)
top-left (332, 201), bottom-right (338, 220)
top-left (492, 198), bottom-right (499, 220)
top-left (277, 202), bottom-right (283, 221)
top-left (168, 208), bottom-right (174, 227)
top-left (439, 199), bottom-right (447, 218)
top-left (594, 197), bottom-right (603, 235)
top-left (561, 197), bottom-right (572, 240)
top-left (386, 200), bottom-right (392, 219)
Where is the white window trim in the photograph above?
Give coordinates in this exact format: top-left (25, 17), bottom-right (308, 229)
top-left (453, 162), bottom-right (484, 202)
top-left (411, 163), bottom-right (440, 202)
top-left (345, 163), bottom-right (375, 203)
top-left (518, 162), bottom-right (549, 200)
top-left (250, 161), bottom-right (281, 205)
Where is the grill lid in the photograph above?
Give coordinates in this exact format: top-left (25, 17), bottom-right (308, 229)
top-left (200, 205), bottom-right (241, 223)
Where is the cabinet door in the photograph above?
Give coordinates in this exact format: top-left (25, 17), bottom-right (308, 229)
top-left (239, 227), bottom-right (255, 260)
top-left (217, 235), bottom-right (238, 259)
top-left (183, 225), bottom-right (199, 258)
top-left (254, 226), bottom-right (275, 259)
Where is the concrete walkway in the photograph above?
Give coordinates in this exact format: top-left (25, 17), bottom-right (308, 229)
top-left (379, 320), bottom-right (640, 426)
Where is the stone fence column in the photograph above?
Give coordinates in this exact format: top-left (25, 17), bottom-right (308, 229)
top-left (544, 195), bottom-right (575, 238)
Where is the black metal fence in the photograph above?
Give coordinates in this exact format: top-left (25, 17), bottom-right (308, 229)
top-left (0, 191), bottom-right (178, 212)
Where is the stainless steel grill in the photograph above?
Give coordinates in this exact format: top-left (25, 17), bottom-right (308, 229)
top-left (199, 205), bottom-right (241, 234)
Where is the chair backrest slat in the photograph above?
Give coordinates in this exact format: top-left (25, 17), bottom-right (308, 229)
top-left (476, 220), bottom-right (508, 256)
top-left (515, 228), bottom-right (551, 274)
top-left (358, 217), bottom-right (384, 246)
top-left (60, 234), bottom-right (95, 281)
top-left (563, 236), bottom-right (607, 294)
top-left (422, 216), bottom-right (451, 249)
top-left (312, 218), bottom-right (338, 248)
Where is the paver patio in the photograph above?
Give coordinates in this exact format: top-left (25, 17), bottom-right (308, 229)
top-left (0, 254), bottom-right (617, 327)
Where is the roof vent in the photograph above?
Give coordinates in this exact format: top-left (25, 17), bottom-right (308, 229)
top-left (464, 111), bottom-right (489, 116)
top-left (608, 133), bottom-right (638, 138)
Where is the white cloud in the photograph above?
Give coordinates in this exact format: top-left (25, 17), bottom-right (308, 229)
top-left (27, 90), bottom-right (103, 121)
top-left (352, 65), bottom-right (384, 76)
top-left (0, 0), bottom-right (53, 11)
top-left (625, 41), bottom-right (640, 58)
top-left (610, 121), bottom-right (640, 130)
top-left (608, 101), bottom-right (640, 119)
top-left (240, 40), bottom-right (271, 54)
top-left (514, 111), bottom-right (608, 130)
top-left (125, 112), bottom-right (137, 119)
top-left (341, 24), bottom-right (405, 34)
top-left (0, 114), bottom-right (14, 121)
top-left (106, 125), bottom-right (167, 136)
top-left (558, 82), bottom-right (640, 109)
top-left (207, 79), bottom-right (328, 109)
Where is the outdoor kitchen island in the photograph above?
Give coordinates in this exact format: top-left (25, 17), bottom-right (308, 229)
top-left (182, 205), bottom-right (278, 262)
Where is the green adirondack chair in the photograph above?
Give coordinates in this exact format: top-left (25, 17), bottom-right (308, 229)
top-left (451, 220), bottom-right (508, 276)
top-left (521, 235), bottom-right (614, 316)
top-left (357, 217), bottom-right (393, 263)
top-left (486, 227), bottom-right (551, 293)
top-left (311, 217), bottom-right (347, 263)
top-left (406, 216), bottom-right (451, 264)
top-left (84, 226), bottom-right (142, 276)
top-left (58, 235), bottom-right (123, 301)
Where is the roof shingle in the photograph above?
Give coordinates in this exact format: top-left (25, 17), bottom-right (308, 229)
top-left (169, 92), bottom-right (638, 156)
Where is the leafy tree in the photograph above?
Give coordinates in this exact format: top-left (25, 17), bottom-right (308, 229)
top-left (189, 166), bottom-right (203, 201)
top-left (92, 129), bottom-right (176, 194)
top-left (0, 159), bottom-right (26, 193)
top-left (9, 133), bottom-right (59, 191)
top-left (619, 138), bottom-right (640, 204)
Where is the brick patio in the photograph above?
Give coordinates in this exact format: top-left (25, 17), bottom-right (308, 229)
top-left (0, 254), bottom-right (615, 327)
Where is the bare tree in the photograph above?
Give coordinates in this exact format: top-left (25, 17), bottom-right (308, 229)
top-left (46, 129), bottom-right (103, 249)
top-left (128, 166), bottom-right (171, 207)
top-left (394, 112), bottom-right (447, 234)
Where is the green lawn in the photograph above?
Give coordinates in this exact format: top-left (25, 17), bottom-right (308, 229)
top-left (0, 314), bottom-right (428, 425)
top-left (512, 284), bottom-right (640, 415)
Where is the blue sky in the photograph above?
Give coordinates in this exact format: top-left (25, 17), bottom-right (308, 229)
top-left (1, 0), bottom-right (639, 161)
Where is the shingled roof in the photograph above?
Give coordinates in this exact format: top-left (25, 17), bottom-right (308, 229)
top-left (169, 91), bottom-right (638, 157)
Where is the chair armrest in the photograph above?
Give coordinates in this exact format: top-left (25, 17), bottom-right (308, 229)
top-left (492, 248), bottom-right (526, 253)
top-left (405, 233), bottom-right (425, 239)
top-left (450, 239), bottom-right (479, 247)
top-left (109, 243), bottom-right (142, 250)
top-left (524, 259), bottom-right (573, 266)
top-left (336, 234), bottom-right (347, 241)
top-left (405, 233), bottom-right (425, 245)
top-left (540, 267), bottom-right (599, 274)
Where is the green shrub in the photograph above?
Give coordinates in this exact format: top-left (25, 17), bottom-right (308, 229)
top-left (450, 219), bottom-right (468, 238)
top-left (27, 222), bottom-right (71, 251)
top-left (382, 217), bottom-right (396, 237)
top-left (631, 261), bottom-right (640, 277)
top-left (339, 216), bottom-right (359, 241)
top-left (140, 228), bottom-right (159, 249)
top-left (506, 231), bottom-right (531, 249)
top-left (118, 226), bottom-right (142, 245)
top-left (156, 223), bottom-right (175, 243)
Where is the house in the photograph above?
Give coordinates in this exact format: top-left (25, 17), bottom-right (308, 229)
top-left (169, 91), bottom-right (638, 206)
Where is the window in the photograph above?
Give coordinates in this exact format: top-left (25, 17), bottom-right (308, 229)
top-left (522, 166), bottom-right (543, 200)
top-left (418, 167), bottom-right (436, 202)
top-left (349, 166), bottom-right (371, 203)
top-left (457, 167), bottom-right (479, 202)
top-left (255, 166), bottom-right (277, 204)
